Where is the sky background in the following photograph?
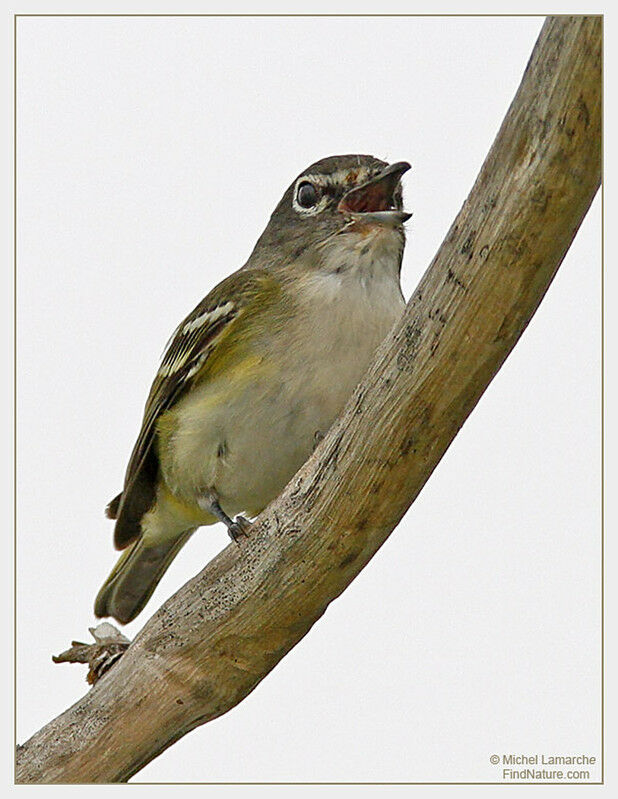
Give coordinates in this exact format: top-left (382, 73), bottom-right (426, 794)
top-left (14, 15), bottom-right (601, 784)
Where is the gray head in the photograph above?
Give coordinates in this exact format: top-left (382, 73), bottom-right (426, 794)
top-left (246, 154), bottom-right (411, 270)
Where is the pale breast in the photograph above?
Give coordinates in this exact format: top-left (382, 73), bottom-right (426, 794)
top-left (162, 228), bottom-right (406, 519)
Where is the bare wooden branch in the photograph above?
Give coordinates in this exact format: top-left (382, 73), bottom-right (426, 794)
top-left (16, 15), bottom-right (601, 784)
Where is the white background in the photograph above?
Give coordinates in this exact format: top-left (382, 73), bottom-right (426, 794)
top-left (13, 12), bottom-right (603, 786)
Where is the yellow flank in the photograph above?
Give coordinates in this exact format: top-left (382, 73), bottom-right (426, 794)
top-left (154, 348), bottom-right (277, 510)
top-left (158, 483), bottom-right (212, 526)
top-left (155, 351), bottom-right (269, 441)
top-left (200, 351), bottom-right (271, 384)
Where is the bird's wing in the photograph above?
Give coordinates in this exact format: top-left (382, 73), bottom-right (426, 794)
top-left (110, 268), bottom-right (276, 549)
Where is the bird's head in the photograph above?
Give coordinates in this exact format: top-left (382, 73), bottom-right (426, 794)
top-left (247, 154), bottom-right (411, 271)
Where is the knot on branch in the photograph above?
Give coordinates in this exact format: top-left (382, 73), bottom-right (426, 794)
top-left (52, 623), bottom-right (131, 685)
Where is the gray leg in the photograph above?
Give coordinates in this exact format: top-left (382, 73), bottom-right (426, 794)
top-left (199, 492), bottom-right (252, 544)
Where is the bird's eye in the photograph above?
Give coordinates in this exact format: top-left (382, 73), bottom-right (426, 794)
top-left (296, 181), bottom-right (319, 209)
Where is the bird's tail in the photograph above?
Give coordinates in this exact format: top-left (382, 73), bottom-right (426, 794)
top-left (94, 529), bottom-right (195, 624)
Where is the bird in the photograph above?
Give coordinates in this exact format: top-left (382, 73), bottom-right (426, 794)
top-left (95, 154), bottom-right (411, 624)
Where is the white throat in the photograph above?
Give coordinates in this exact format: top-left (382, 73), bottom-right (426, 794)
top-left (296, 225), bottom-right (406, 366)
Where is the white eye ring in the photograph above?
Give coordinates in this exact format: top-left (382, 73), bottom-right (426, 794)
top-left (292, 177), bottom-right (329, 216)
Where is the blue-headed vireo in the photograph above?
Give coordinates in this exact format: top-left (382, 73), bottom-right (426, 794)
top-left (95, 154), bottom-right (411, 624)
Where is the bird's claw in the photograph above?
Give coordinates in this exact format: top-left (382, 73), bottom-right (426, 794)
top-left (227, 515), bottom-right (252, 544)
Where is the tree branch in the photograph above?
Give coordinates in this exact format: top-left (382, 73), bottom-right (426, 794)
top-left (16, 15), bottom-right (601, 783)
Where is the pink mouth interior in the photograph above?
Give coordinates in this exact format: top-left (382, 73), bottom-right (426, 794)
top-left (339, 181), bottom-right (395, 214)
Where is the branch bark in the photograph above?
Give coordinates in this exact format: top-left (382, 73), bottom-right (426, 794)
top-left (16, 15), bottom-right (602, 783)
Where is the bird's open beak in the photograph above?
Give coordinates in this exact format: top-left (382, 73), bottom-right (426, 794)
top-left (338, 161), bottom-right (412, 227)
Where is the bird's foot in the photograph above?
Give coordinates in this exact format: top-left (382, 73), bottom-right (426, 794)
top-left (198, 492), bottom-right (253, 545)
top-left (227, 515), bottom-right (252, 544)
